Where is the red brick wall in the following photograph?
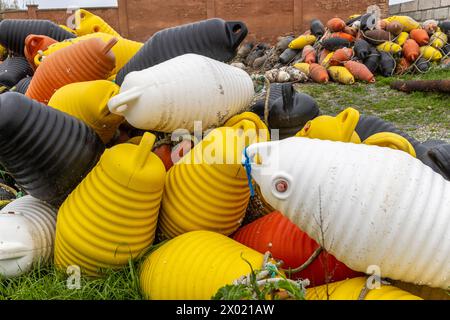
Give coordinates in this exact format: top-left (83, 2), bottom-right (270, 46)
top-left (1, 0), bottom-right (389, 43)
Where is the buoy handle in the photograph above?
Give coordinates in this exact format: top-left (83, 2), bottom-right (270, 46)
top-left (134, 132), bottom-right (156, 169)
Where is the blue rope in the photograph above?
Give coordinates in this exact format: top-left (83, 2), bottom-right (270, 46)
top-left (243, 147), bottom-right (255, 197)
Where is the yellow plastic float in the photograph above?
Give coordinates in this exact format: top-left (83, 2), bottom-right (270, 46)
top-left (384, 16), bottom-right (420, 32)
top-left (395, 31), bottom-right (409, 46)
top-left (306, 277), bottom-right (422, 300)
top-left (296, 107), bottom-right (361, 142)
top-left (363, 132), bottom-right (416, 157)
top-left (158, 112), bottom-right (269, 239)
top-left (296, 108), bottom-right (416, 157)
top-left (71, 9), bottom-right (120, 37)
top-left (377, 41), bottom-right (402, 54)
top-left (289, 35), bottom-right (316, 50)
top-left (327, 66), bottom-right (355, 85)
top-left (321, 52), bottom-right (334, 68)
top-left (420, 45), bottom-right (443, 61)
top-left (293, 62), bottom-right (310, 76)
top-left (54, 132), bottom-right (166, 276)
top-left (139, 231), bottom-right (264, 300)
top-left (430, 31), bottom-right (448, 49)
top-left (48, 80), bottom-right (123, 143)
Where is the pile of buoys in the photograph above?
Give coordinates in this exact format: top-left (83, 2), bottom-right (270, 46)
top-left (0, 10), bottom-right (448, 301)
top-left (233, 15), bottom-right (450, 84)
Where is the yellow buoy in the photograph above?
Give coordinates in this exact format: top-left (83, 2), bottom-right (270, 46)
top-left (139, 231), bottom-right (264, 300)
top-left (430, 31), bottom-right (448, 49)
top-left (71, 9), bottom-right (120, 37)
top-left (35, 33), bottom-right (143, 74)
top-left (54, 132), bottom-right (166, 276)
top-left (363, 132), bottom-right (416, 157)
top-left (306, 277), bottom-right (422, 300)
top-left (321, 52), bottom-right (334, 68)
top-left (289, 35), bottom-right (316, 50)
top-left (293, 62), bottom-right (311, 76)
top-left (384, 16), bottom-right (420, 32)
top-left (327, 66), bottom-right (355, 85)
top-left (377, 41), bottom-right (402, 54)
top-left (420, 45), bottom-right (443, 61)
top-left (159, 112), bottom-right (269, 239)
top-left (48, 80), bottom-right (123, 143)
top-left (296, 107), bottom-right (361, 143)
top-left (395, 31), bottom-right (409, 46)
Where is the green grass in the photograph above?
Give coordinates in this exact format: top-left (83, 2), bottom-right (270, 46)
top-left (296, 67), bottom-right (450, 141)
top-left (0, 68), bottom-right (449, 300)
top-left (0, 262), bottom-right (143, 300)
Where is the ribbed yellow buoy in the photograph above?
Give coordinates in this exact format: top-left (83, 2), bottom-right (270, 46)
top-left (306, 277), bottom-right (422, 300)
top-left (54, 132), bottom-right (166, 276)
top-left (140, 231), bottom-right (264, 300)
top-left (72, 9), bottom-right (121, 37)
top-left (158, 112), bottom-right (269, 239)
top-left (48, 80), bottom-right (123, 143)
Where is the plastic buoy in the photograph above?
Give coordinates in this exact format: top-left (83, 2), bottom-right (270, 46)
top-left (54, 132), bottom-right (166, 276)
top-left (0, 196), bottom-right (56, 278)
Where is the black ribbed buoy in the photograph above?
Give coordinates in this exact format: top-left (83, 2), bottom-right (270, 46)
top-left (0, 92), bottom-right (105, 206)
top-left (115, 18), bottom-right (248, 85)
top-left (0, 56), bottom-right (33, 88)
top-left (0, 19), bottom-right (75, 56)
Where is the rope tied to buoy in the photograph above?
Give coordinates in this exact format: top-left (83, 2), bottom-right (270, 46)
top-left (242, 146), bottom-right (255, 197)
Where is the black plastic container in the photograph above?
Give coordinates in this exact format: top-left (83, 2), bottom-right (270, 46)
top-left (443, 43), bottom-right (450, 56)
top-left (115, 18), bottom-right (247, 85)
top-left (354, 114), bottom-right (450, 178)
top-left (0, 19), bottom-right (75, 56)
top-left (415, 57), bottom-right (431, 73)
top-left (417, 140), bottom-right (450, 180)
top-left (321, 38), bottom-right (351, 51)
top-left (0, 56), bottom-right (33, 89)
top-left (356, 115), bottom-right (420, 149)
top-left (10, 76), bottom-right (32, 94)
top-left (439, 20), bottom-right (450, 35)
top-left (250, 83), bottom-right (285, 115)
top-left (363, 47), bottom-right (380, 74)
top-left (246, 44), bottom-right (268, 66)
top-left (354, 39), bottom-right (371, 60)
top-left (252, 84), bottom-right (320, 140)
top-left (279, 48), bottom-right (299, 64)
top-left (0, 92), bottom-right (104, 206)
top-left (310, 19), bottom-right (325, 38)
top-left (379, 51), bottom-right (395, 77)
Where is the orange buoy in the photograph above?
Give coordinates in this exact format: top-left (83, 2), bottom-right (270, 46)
top-left (329, 47), bottom-right (353, 66)
top-left (330, 32), bottom-right (355, 43)
top-left (326, 18), bottom-right (346, 32)
top-left (301, 45), bottom-right (316, 64)
top-left (403, 39), bottom-right (420, 62)
top-left (410, 29), bottom-right (429, 46)
top-left (309, 63), bottom-right (329, 83)
top-left (344, 60), bottom-right (375, 83)
top-left (24, 35), bottom-right (58, 70)
top-left (395, 57), bottom-right (411, 75)
top-left (26, 37), bottom-right (117, 104)
top-left (233, 212), bottom-right (361, 286)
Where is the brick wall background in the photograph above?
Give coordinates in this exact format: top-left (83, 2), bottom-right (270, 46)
top-left (1, 0), bottom-right (389, 43)
top-left (389, 0), bottom-right (450, 22)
